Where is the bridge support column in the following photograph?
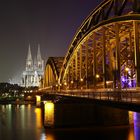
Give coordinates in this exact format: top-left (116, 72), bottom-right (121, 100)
top-left (46, 67), bottom-right (49, 87)
top-left (93, 33), bottom-right (97, 88)
top-left (71, 59), bottom-right (74, 89)
top-left (102, 28), bottom-right (107, 88)
top-left (42, 99), bottom-right (129, 128)
top-left (86, 44), bottom-right (88, 89)
top-left (134, 21), bottom-right (140, 88)
top-left (80, 45), bottom-right (82, 80)
top-left (115, 23), bottom-right (121, 89)
top-left (75, 53), bottom-right (78, 88)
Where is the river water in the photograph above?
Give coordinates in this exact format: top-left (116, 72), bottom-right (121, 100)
top-left (0, 104), bottom-right (139, 140)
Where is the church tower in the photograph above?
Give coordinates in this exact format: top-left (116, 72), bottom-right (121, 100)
top-left (36, 44), bottom-right (44, 71)
top-left (26, 44), bottom-right (33, 71)
top-left (21, 44), bottom-right (44, 87)
top-left (34, 44), bottom-right (44, 86)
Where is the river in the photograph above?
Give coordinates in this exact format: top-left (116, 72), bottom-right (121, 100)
top-left (0, 104), bottom-right (139, 140)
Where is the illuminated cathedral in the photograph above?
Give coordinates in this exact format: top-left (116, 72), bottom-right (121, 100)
top-left (21, 44), bottom-right (44, 87)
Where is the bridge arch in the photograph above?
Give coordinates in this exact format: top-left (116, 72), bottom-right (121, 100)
top-left (59, 0), bottom-right (140, 90)
top-left (43, 57), bottom-right (64, 89)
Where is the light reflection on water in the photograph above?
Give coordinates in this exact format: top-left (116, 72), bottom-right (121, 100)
top-left (0, 104), bottom-right (140, 140)
top-left (133, 112), bottom-right (140, 140)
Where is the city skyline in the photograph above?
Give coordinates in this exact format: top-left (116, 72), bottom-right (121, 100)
top-left (0, 0), bottom-right (102, 83)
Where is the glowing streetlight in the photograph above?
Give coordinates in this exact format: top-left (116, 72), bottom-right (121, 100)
top-left (80, 78), bottom-right (83, 82)
top-left (125, 67), bottom-right (130, 88)
top-left (96, 74), bottom-right (100, 79)
top-left (106, 81), bottom-right (109, 84)
top-left (64, 82), bottom-right (67, 86)
top-left (125, 67), bottom-right (129, 72)
top-left (70, 80), bottom-right (74, 84)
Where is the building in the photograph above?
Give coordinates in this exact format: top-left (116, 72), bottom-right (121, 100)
top-left (21, 44), bottom-right (44, 87)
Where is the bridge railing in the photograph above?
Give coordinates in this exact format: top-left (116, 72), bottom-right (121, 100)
top-left (47, 88), bottom-right (140, 104)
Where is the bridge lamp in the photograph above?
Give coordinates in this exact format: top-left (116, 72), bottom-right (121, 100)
top-left (125, 67), bottom-right (129, 72)
top-left (80, 78), bottom-right (83, 82)
top-left (64, 82), bottom-right (67, 86)
top-left (70, 80), bottom-right (74, 84)
top-left (106, 81), bottom-right (110, 88)
top-left (96, 74), bottom-right (100, 79)
top-left (125, 67), bottom-right (130, 88)
top-left (106, 81), bottom-right (109, 84)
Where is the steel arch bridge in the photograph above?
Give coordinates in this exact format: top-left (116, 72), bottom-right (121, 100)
top-left (43, 57), bottom-right (64, 89)
top-left (43, 0), bottom-right (140, 92)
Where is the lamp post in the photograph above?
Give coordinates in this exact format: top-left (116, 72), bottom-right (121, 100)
top-left (95, 74), bottom-right (100, 89)
top-left (96, 74), bottom-right (100, 79)
top-left (106, 81), bottom-right (109, 89)
top-left (64, 81), bottom-right (67, 90)
top-left (125, 67), bottom-right (129, 88)
top-left (70, 80), bottom-right (74, 89)
top-left (80, 78), bottom-right (83, 89)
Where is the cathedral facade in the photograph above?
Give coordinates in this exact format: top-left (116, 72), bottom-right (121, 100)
top-left (21, 44), bottom-right (44, 87)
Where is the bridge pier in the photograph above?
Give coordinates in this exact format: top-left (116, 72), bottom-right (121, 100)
top-left (42, 98), bottom-right (129, 128)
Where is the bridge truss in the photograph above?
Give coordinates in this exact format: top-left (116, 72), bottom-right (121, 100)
top-left (43, 0), bottom-right (140, 91)
top-left (58, 0), bottom-right (140, 91)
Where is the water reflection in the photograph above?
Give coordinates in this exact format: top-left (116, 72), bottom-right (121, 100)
top-left (128, 111), bottom-right (140, 140)
top-left (134, 113), bottom-right (140, 140)
top-left (0, 104), bottom-right (43, 140)
top-left (40, 132), bottom-right (55, 140)
top-left (40, 133), bottom-right (46, 140)
top-left (35, 107), bottom-right (42, 128)
top-left (0, 104), bottom-right (140, 140)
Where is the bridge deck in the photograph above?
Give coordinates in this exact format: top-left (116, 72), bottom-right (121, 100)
top-left (41, 88), bottom-right (140, 112)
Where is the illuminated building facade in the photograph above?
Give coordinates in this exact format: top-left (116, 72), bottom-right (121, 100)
top-left (21, 44), bottom-right (44, 87)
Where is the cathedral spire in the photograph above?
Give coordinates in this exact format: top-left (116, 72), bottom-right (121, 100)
top-left (37, 44), bottom-right (42, 60)
top-left (21, 44), bottom-right (44, 87)
top-left (27, 44), bottom-right (32, 60)
top-left (26, 44), bottom-right (33, 71)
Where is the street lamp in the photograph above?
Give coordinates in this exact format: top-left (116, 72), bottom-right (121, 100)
top-left (70, 80), bottom-right (74, 84)
top-left (70, 80), bottom-right (74, 89)
top-left (80, 78), bottom-right (83, 82)
top-left (64, 82), bottom-right (67, 86)
top-left (106, 81), bottom-right (109, 89)
top-left (96, 74), bottom-right (100, 79)
top-left (125, 67), bottom-right (129, 72)
top-left (125, 67), bottom-right (129, 88)
top-left (80, 78), bottom-right (83, 89)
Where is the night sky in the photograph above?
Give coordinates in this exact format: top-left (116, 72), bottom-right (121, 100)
top-left (0, 0), bottom-right (102, 83)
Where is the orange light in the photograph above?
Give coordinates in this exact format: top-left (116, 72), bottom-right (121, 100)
top-left (64, 82), bottom-right (67, 86)
top-left (96, 74), bottom-right (100, 78)
top-left (80, 78), bottom-right (83, 82)
top-left (36, 95), bottom-right (41, 102)
top-left (125, 67), bottom-right (129, 72)
top-left (71, 81), bottom-right (74, 84)
top-left (44, 101), bottom-right (54, 127)
top-left (36, 95), bottom-right (41, 107)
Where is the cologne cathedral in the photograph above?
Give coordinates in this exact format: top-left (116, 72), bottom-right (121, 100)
top-left (21, 44), bottom-right (44, 87)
